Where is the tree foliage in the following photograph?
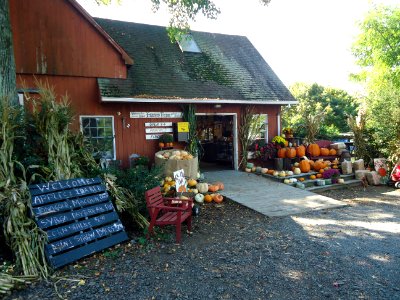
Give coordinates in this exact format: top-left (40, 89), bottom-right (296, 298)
top-left (282, 82), bottom-right (359, 140)
top-left (352, 5), bottom-right (400, 163)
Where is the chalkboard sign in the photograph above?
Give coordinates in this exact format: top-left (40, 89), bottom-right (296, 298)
top-left (29, 177), bottom-right (128, 268)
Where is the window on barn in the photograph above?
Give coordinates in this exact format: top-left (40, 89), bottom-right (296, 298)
top-left (259, 114), bottom-right (269, 142)
top-left (80, 116), bottom-right (115, 160)
top-left (177, 34), bottom-right (202, 53)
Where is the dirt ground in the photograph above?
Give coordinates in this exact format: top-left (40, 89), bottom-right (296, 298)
top-left (6, 184), bottom-right (400, 300)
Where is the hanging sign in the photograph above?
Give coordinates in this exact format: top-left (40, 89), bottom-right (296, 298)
top-left (130, 112), bottom-right (182, 119)
top-left (173, 169), bottom-right (187, 193)
top-left (145, 122), bottom-right (173, 127)
top-left (177, 122), bottom-right (189, 133)
top-left (145, 128), bottom-right (173, 134)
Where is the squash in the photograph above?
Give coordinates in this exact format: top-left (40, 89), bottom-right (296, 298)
top-left (195, 193), bottom-right (204, 203)
top-left (316, 173), bottom-right (323, 178)
top-left (245, 167), bottom-right (252, 173)
top-left (188, 179), bottom-right (198, 187)
top-left (338, 178), bottom-right (345, 184)
top-left (310, 175), bottom-right (316, 180)
top-left (286, 147), bottom-right (296, 159)
top-left (251, 167), bottom-right (256, 172)
top-left (196, 183), bottom-right (209, 194)
top-left (319, 169), bottom-right (325, 174)
top-left (204, 194), bottom-right (213, 203)
top-left (308, 159), bottom-right (315, 168)
top-left (299, 160), bottom-right (310, 173)
top-left (277, 148), bottom-right (286, 158)
top-left (284, 179), bottom-right (291, 184)
top-left (296, 145), bottom-right (306, 157)
top-left (261, 168), bottom-right (269, 174)
top-left (165, 176), bottom-right (173, 182)
top-left (256, 166), bottom-right (262, 173)
top-left (294, 162), bottom-right (300, 167)
top-left (293, 167), bottom-right (301, 175)
top-left (273, 171), bottom-right (279, 176)
top-left (267, 169), bottom-right (275, 175)
top-left (314, 161), bottom-right (325, 171)
top-left (308, 144), bottom-right (321, 156)
top-left (278, 171), bottom-right (286, 177)
top-left (214, 182), bottom-right (224, 190)
top-left (191, 189), bottom-right (198, 194)
top-left (213, 194), bottom-right (224, 203)
top-left (299, 177), bottom-right (305, 182)
top-left (329, 149), bottom-right (337, 155)
top-left (208, 184), bottom-right (219, 192)
top-left (287, 171), bottom-right (294, 176)
top-left (320, 148), bottom-right (330, 156)
top-left (332, 165), bottom-right (339, 169)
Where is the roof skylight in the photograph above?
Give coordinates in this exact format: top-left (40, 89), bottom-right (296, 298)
top-left (177, 34), bottom-right (201, 53)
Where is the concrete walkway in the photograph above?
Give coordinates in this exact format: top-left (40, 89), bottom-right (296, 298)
top-left (204, 170), bottom-right (347, 217)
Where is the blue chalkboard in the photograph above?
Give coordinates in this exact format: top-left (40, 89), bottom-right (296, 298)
top-left (29, 177), bottom-right (128, 268)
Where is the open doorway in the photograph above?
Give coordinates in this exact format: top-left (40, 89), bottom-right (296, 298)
top-left (196, 114), bottom-right (238, 171)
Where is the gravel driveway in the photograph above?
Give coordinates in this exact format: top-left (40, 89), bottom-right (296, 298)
top-left (7, 186), bottom-right (400, 300)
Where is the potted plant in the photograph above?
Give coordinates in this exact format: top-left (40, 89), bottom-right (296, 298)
top-left (322, 168), bottom-right (340, 184)
top-left (272, 136), bottom-right (287, 148)
top-left (159, 133), bottom-right (174, 148)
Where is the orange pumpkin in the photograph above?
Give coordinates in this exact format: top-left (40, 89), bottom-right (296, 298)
top-left (308, 144), bottom-right (321, 156)
top-left (329, 149), bottom-right (337, 155)
top-left (299, 160), bottom-right (311, 173)
top-left (319, 169), bottom-right (325, 174)
top-left (208, 185), bottom-right (219, 192)
top-left (158, 142), bottom-right (165, 148)
top-left (308, 160), bottom-right (315, 168)
top-left (314, 161), bottom-right (325, 171)
top-left (299, 177), bottom-right (305, 182)
top-left (332, 165), bottom-right (339, 169)
top-left (277, 148), bottom-right (286, 158)
top-left (320, 148), bottom-right (329, 156)
top-left (286, 147), bottom-right (297, 159)
top-left (310, 175), bottom-right (316, 180)
top-left (316, 173), bottom-right (323, 178)
top-left (267, 169), bottom-right (275, 175)
top-left (214, 182), bottom-right (224, 190)
top-left (213, 194), bottom-right (224, 203)
top-left (204, 194), bottom-right (213, 203)
top-left (296, 145), bottom-right (306, 157)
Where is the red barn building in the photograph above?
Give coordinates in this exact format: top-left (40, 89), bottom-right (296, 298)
top-left (9, 0), bottom-right (296, 170)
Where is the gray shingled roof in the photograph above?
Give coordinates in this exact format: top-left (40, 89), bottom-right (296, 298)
top-left (95, 18), bottom-right (296, 103)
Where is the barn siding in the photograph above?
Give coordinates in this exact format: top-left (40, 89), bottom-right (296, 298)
top-left (10, 0), bottom-right (127, 78)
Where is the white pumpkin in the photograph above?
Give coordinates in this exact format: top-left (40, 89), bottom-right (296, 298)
top-left (251, 167), bottom-right (256, 172)
top-left (284, 179), bottom-right (291, 184)
top-left (287, 171), bottom-right (294, 176)
top-left (294, 162), bottom-right (300, 167)
top-left (273, 171), bottom-right (279, 176)
top-left (291, 178), bottom-right (298, 183)
top-left (195, 193), bottom-right (204, 203)
top-left (278, 171), bottom-right (286, 177)
top-left (338, 178), bottom-right (345, 184)
top-left (261, 168), bottom-right (269, 174)
top-left (245, 168), bottom-right (252, 173)
top-left (293, 167), bottom-right (301, 175)
top-left (196, 183), bottom-right (209, 194)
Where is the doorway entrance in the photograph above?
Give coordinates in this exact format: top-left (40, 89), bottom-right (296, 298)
top-left (196, 113), bottom-right (238, 171)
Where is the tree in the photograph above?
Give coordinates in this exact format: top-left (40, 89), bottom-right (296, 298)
top-left (282, 82), bottom-right (359, 139)
top-left (352, 5), bottom-right (400, 163)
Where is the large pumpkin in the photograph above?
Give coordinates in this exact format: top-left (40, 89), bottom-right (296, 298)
top-left (213, 194), bottom-right (224, 203)
top-left (204, 194), bottom-right (213, 203)
top-left (314, 160), bottom-right (325, 171)
top-left (277, 148), bottom-right (286, 158)
top-left (320, 148), bottom-right (329, 156)
top-left (196, 183), bottom-right (208, 194)
top-left (286, 147), bottom-right (296, 159)
top-left (299, 160), bottom-right (311, 173)
top-left (308, 144), bottom-right (321, 156)
top-left (329, 149), bottom-right (337, 155)
top-left (296, 145), bottom-right (306, 157)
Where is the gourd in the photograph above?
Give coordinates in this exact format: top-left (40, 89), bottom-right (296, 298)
top-left (310, 175), bottom-right (316, 180)
top-left (213, 194), bottom-right (224, 203)
top-left (208, 185), bottom-right (219, 192)
top-left (296, 145), bottom-right (306, 157)
top-left (245, 168), bottom-right (252, 173)
top-left (188, 179), bottom-right (198, 187)
top-left (294, 162), bottom-right (300, 167)
top-left (299, 177), bottom-right (305, 182)
top-left (195, 193), bottom-right (204, 203)
top-left (286, 147), bottom-right (296, 159)
top-left (251, 167), bottom-right (256, 172)
top-left (204, 194), bottom-right (213, 203)
top-left (277, 148), bottom-right (286, 158)
top-left (329, 149), bottom-right (337, 155)
top-left (293, 167), bottom-right (301, 175)
top-left (196, 183), bottom-right (209, 194)
top-left (165, 176), bottom-right (173, 182)
top-left (284, 179), bottom-right (291, 184)
top-left (214, 182), bottom-right (224, 190)
top-left (296, 182), bottom-right (305, 189)
top-left (267, 169), bottom-right (275, 175)
top-left (273, 171), bottom-right (279, 176)
top-left (314, 161), bottom-right (325, 171)
top-left (338, 178), bottom-right (345, 184)
top-left (278, 171), bottom-right (286, 177)
top-left (308, 144), bottom-right (321, 156)
top-left (299, 160), bottom-right (310, 173)
top-left (256, 166), bottom-right (262, 173)
top-left (320, 148), bottom-right (330, 156)
top-left (190, 189), bottom-right (198, 194)
top-left (316, 173), bottom-right (323, 178)
top-left (287, 171), bottom-right (294, 176)
top-left (261, 168), bottom-right (269, 174)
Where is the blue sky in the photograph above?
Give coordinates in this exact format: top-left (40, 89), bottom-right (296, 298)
top-left (77, 0), bottom-right (400, 95)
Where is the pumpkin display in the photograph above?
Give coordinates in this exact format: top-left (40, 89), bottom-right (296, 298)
top-left (286, 147), bottom-right (296, 159)
top-left (310, 175), bottom-right (316, 180)
top-left (188, 179), bottom-right (198, 187)
top-left (308, 144), bottom-right (321, 156)
top-left (208, 185), bottom-right (219, 192)
top-left (313, 161), bottom-right (325, 171)
top-left (196, 183), bottom-right (209, 194)
top-left (277, 148), bottom-right (286, 158)
top-left (320, 148), bottom-right (330, 156)
top-left (204, 194), bottom-right (213, 203)
top-left (214, 182), bottom-right (224, 190)
top-left (296, 145), bottom-right (306, 157)
top-left (213, 194), bottom-right (224, 203)
top-left (293, 167), bottom-right (301, 175)
top-left (299, 160), bottom-right (310, 173)
top-left (329, 149), bottom-right (337, 155)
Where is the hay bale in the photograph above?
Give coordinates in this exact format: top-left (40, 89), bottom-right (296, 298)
top-left (366, 171), bottom-right (381, 185)
top-left (355, 170), bottom-right (370, 180)
top-left (341, 160), bottom-right (353, 174)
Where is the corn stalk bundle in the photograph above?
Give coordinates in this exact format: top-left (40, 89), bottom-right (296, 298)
top-left (300, 111), bottom-right (325, 144)
top-left (182, 104), bottom-right (201, 158)
top-left (0, 272), bottom-right (36, 295)
top-left (347, 110), bottom-right (369, 162)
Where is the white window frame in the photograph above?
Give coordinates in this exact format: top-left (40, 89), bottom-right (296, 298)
top-left (79, 115), bottom-right (116, 160)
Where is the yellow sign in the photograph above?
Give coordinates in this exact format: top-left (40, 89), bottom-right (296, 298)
top-left (177, 122), bottom-right (189, 133)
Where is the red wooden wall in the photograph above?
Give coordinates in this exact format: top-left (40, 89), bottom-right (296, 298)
top-left (10, 0), bottom-right (127, 78)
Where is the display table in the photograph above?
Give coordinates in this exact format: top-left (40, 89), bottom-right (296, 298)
top-left (155, 150), bottom-right (198, 179)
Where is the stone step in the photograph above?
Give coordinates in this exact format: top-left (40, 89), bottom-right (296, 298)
top-left (306, 179), bottom-right (361, 192)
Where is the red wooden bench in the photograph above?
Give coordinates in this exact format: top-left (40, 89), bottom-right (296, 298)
top-left (145, 186), bottom-right (193, 243)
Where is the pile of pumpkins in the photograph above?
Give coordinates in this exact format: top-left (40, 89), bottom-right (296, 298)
top-left (276, 144), bottom-right (337, 159)
top-left (161, 177), bottom-right (225, 204)
top-left (156, 150), bottom-right (194, 160)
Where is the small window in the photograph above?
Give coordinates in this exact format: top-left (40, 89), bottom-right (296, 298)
top-left (259, 114), bottom-right (269, 142)
top-left (177, 34), bottom-right (201, 53)
top-left (80, 116), bottom-right (115, 160)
